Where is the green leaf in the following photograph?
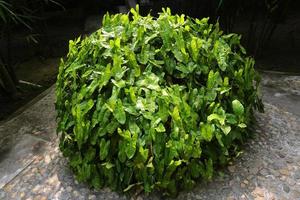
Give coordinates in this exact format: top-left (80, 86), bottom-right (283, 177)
top-left (79, 99), bottom-right (94, 116)
top-left (238, 123), bottom-right (247, 128)
top-left (118, 141), bottom-right (127, 163)
top-left (205, 159), bottom-right (213, 180)
top-left (126, 140), bottom-right (136, 159)
top-left (138, 44), bottom-right (149, 65)
top-left (165, 160), bottom-right (182, 179)
top-left (171, 106), bottom-right (181, 122)
top-left (126, 48), bottom-right (140, 77)
top-left (190, 37), bottom-right (200, 62)
top-left (232, 99), bottom-right (244, 116)
top-left (200, 123), bottom-right (215, 141)
top-left (216, 132), bottom-right (224, 147)
top-left (136, 73), bottom-right (161, 91)
top-left (113, 99), bottom-right (126, 124)
top-left (138, 147), bottom-right (149, 163)
top-left (84, 147), bottom-right (96, 162)
top-left (99, 63), bottom-right (111, 86)
top-left (101, 162), bottom-right (114, 169)
top-left (220, 125), bottom-right (231, 135)
top-left (207, 113), bottom-right (225, 125)
top-left (155, 123), bottom-right (166, 132)
top-left (123, 182), bottom-right (142, 192)
top-left (226, 114), bottom-right (238, 124)
top-left (106, 120), bottom-right (119, 134)
top-left (111, 79), bottom-right (126, 88)
top-left (100, 138), bottom-right (110, 160)
top-left (128, 87), bottom-right (137, 103)
top-left (112, 55), bottom-right (126, 80)
top-left (213, 39), bottom-right (230, 71)
top-left (118, 128), bottom-right (131, 140)
top-left (172, 48), bottom-right (183, 62)
top-left (129, 120), bottom-right (140, 134)
top-left (207, 70), bottom-right (222, 89)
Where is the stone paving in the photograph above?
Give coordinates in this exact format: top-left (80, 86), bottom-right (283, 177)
top-left (0, 73), bottom-right (299, 200)
top-left (0, 85), bottom-right (56, 191)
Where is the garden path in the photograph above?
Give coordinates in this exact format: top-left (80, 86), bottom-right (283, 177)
top-left (0, 72), bottom-right (299, 200)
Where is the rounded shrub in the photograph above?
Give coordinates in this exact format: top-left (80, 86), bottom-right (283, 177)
top-left (56, 6), bottom-right (263, 195)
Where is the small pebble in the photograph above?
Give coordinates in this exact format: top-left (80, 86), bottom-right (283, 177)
top-left (294, 170), bottom-right (300, 179)
top-left (287, 178), bottom-right (296, 186)
top-left (282, 184), bottom-right (290, 193)
top-left (19, 192), bottom-right (25, 198)
top-left (260, 168), bottom-right (269, 176)
top-left (66, 186), bottom-right (72, 192)
top-left (44, 155), bottom-right (51, 164)
top-left (252, 187), bottom-right (265, 198)
top-left (279, 169), bottom-right (289, 176)
top-left (291, 190), bottom-right (300, 199)
top-left (280, 176), bottom-right (287, 181)
top-left (88, 194), bottom-right (96, 200)
top-left (228, 166), bottom-right (235, 173)
top-left (34, 195), bottom-right (47, 200)
top-left (73, 190), bottom-right (80, 197)
top-left (250, 167), bottom-right (259, 174)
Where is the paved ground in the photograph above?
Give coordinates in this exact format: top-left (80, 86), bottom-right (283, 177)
top-left (0, 73), bottom-right (299, 200)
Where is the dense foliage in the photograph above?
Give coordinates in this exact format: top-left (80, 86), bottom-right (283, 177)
top-left (56, 6), bottom-right (263, 195)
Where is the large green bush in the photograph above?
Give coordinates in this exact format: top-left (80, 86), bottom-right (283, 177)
top-left (56, 6), bottom-right (263, 195)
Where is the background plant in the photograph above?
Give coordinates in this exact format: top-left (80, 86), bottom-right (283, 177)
top-left (215, 0), bottom-right (292, 57)
top-left (56, 6), bottom-right (263, 195)
top-left (0, 0), bottom-right (31, 98)
top-left (0, 0), bottom-right (63, 98)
